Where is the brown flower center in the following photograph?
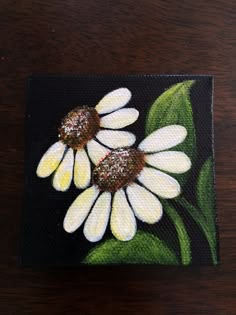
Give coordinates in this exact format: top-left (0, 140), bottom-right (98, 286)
top-left (58, 106), bottom-right (100, 149)
top-left (93, 148), bottom-right (145, 192)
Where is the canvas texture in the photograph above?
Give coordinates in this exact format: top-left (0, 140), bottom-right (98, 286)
top-left (21, 75), bottom-right (218, 266)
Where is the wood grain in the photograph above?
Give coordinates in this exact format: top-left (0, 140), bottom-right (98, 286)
top-left (0, 0), bottom-right (235, 314)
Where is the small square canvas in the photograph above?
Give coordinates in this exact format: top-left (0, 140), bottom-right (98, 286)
top-left (21, 75), bottom-right (218, 266)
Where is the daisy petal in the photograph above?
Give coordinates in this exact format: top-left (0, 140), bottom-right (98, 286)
top-left (111, 189), bottom-right (136, 241)
top-left (127, 183), bottom-right (163, 224)
top-left (96, 130), bottom-right (136, 149)
top-left (36, 141), bottom-right (66, 178)
top-left (52, 148), bottom-right (74, 191)
top-left (74, 149), bottom-right (91, 189)
top-left (138, 125), bottom-right (187, 153)
top-left (63, 186), bottom-right (99, 233)
top-left (138, 167), bottom-right (181, 199)
top-left (83, 192), bottom-right (111, 242)
top-left (145, 151), bottom-right (191, 174)
top-left (100, 108), bottom-right (139, 129)
top-left (95, 88), bottom-right (131, 114)
top-left (87, 139), bottom-right (110, 165)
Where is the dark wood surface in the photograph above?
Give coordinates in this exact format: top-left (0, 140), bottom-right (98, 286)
top-left (0, 1), bottom-right (235, 314)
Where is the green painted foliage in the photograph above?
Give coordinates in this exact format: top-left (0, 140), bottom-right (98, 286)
top-left (197, 157), bottom-right (215, 223)
top-left (83, 231), bottom-right (179, 265)
top-left (163, 201), bottom-right (191, 265)
top-left (177, 157), bottom-right (218, 264)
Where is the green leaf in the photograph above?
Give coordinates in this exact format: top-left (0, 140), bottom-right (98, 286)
top-left (163, 201), bottom-right (191, 265)
top-left (197, 157), bottom-right (215, 223)
top-left (176, 157), bottom-right (218, 264)
top-left (145, 80), bottom-right (196, 185)
top-left (177, 195), bottom-right (218, 265)
top-left (196, 157), bottom-right (217, 264)
top-left (83, 231), bottom-right (179, 265)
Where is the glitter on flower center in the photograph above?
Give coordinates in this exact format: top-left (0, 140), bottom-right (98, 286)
top-left (93, 148), bottom-right (145, 192)
top-left (58, 106), bottom-right (100, 149)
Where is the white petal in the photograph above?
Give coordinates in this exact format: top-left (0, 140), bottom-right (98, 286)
top-left (126, 183), bottom-right (163, 224)
top-left (83, 192), bottom-right (111, 242)
top-left (63, 186), bottom-right (99, 233)
top-left (52, 148), bottom-right (74, 191)
top-left (138, 167), bottom-right (181, 199)
top-left (145, 151), bottom-right (191, 174)
top-left (96, 130), bottom-right (136, 149)
top-left (110, 189), bottom-right (136, 241)
top-left (74, 149), bottom-right (91, 189)
top-left (87, 139), bottom-right (110, 165)
top-left (95, 88), bottom-right (131, 114)
top-left (36, 141), bottom-right (66, 178)
top-left (138, 125), bottom-right (187, 153)
top-left (100, 108), bottom-right (139, 129)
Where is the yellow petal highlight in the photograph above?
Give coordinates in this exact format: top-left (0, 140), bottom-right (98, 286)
top-left (110, 189), bottom-right (136, 241)
top-left (83, 192), bottom-right (111, 242)
top-left (36, 141), bottom-right (66, 178)
top-left (52, 148), bottom-right (74, 191)
top-left (74, 149), bottom-right (91, 189)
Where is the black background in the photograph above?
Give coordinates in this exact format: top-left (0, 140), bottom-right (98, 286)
top-left (22, 75), bottom-right (214, 265)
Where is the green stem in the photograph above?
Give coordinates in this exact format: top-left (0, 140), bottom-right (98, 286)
top-left (177, 197), bottom-right (218, 265)
top-left (163, 201), bottom-right (191, 265)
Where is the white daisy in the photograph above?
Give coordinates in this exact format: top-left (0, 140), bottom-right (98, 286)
top-left (36, 88), bottom-right (139, 191)
top-left (63, 125), bottom-right (191, 242)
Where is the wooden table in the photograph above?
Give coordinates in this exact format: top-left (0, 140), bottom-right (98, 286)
top-left (0, 1), bottom-right (235, 314)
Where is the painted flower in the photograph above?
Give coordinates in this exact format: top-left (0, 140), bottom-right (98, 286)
top-left (36, 88), bottom-right (139, 191)
top-left (63, 125), bottom-right (191, 242)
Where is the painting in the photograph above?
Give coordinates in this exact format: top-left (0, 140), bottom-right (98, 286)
top-left (21, 75), bottom-right (218, 265)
